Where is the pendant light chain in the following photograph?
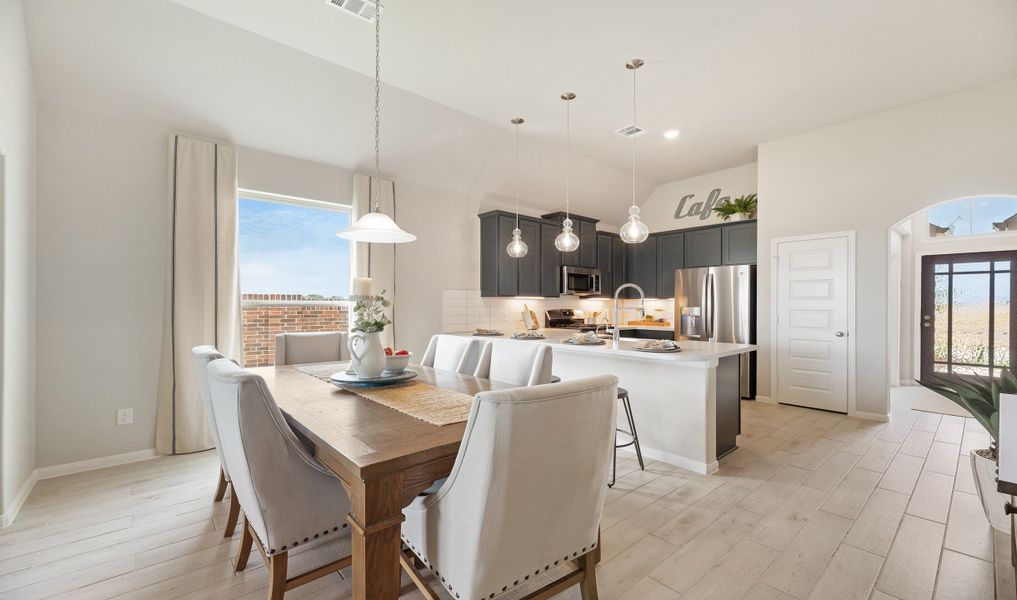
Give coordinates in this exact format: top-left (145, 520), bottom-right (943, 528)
top-left (515, 120), bottom-right (520, 229)
top-left (565, 97), bottom-right (571, 219)
top-left (373, 2), bottom-right (382, 212)
top-left (631, 63), bottom-right (636, 209)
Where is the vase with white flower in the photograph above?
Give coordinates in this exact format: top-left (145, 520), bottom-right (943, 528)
top-left (348, 289), bottom-right (392, 378)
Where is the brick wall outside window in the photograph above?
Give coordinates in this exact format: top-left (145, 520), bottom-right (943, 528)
top-left (241, 294), bottom-right (349, 367)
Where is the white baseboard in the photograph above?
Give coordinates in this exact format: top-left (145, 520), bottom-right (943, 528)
top-left (35, 448), bottom-right (158, 481)
top-left (850, 410), bottom-right (891, 423)
top-left (619, 445), bottom-right (717, 475)
top-left (754, 395), bottom-right (776, 404)
top-left (1, 470), bottom-right (38, 528)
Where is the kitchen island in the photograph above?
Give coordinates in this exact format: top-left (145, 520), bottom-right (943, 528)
top-left (452, 330), bottom-right (755, 474)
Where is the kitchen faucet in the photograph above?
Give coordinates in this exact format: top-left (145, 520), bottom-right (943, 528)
top-left (612, 283), bottom-right (645, 349)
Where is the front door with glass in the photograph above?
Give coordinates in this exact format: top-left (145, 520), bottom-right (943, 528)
top-left (920, 251), bottom-right (1016, 380)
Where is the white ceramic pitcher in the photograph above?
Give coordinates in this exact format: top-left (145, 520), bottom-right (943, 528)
top-left (348, 331), bottom-right (386, 379)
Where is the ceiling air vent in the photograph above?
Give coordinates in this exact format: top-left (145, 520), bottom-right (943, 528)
top-left (325, 0), bottom-right (381, 22)
top-left (616, 124), bottom-right (645, 137)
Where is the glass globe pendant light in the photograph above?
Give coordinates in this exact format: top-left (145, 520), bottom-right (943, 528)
top-left (554, 93), bottom-right (581, 253)
top-left (337, 2), bottom-right (415, 244)
top-left (619, 59), bottom-right (650, 244)
top-left (506, 117), bottom-right (529, 258)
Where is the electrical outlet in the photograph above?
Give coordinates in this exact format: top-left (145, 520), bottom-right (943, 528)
top-left (116, 408), bottom-right (133, 426)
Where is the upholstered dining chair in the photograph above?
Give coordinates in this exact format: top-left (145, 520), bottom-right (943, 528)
top-left (274, 331), bottom-right (348, 366)
top-left (400, 375), bottom-right (617, 600)
top-left (191, 345), bottom-right (241, 538)
top-left (206, 358), bottom-right (352, 600)
top-left (420, 334), bottom-right (484, 374)
top-left (474, 339), bottom-right (553, 386)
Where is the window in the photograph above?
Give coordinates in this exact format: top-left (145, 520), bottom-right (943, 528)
top-left (237, 191), bottom-right (352, 366)
top-left (927, 196), bottom-right (1017, 238)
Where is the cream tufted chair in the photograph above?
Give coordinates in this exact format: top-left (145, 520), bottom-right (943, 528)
top-left (400, 375), bottom-right (618, 600)
top-left (191, 345), bottom-right (241, 537)
top-left (206, 358), bottom-right (351, 600)
top-left (474, 339), bottom-right (553, 386)
top-left (274, 331), bottom-right (348, 366)
top-left (421, 334), bottom-right (484, 374)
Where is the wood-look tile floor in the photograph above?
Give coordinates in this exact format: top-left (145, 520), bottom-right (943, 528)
top-left (1, 399), bottom-right (1013, 600)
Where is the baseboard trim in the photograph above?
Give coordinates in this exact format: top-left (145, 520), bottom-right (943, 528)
top-left (619, 446), bottom-right (717, 475)
top-left (850, 410), bottom-right (891, 423)
top-left (36, 448), bottom-right (158, 481)
top-left (754, 395), bottom-right (776, 404)
top-left (1, 471), bottom-right (39, 528)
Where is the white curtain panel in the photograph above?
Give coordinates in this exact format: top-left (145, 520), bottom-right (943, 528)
top-left (351, 173), bottom-right (397, 348)
top-left (156, 135), bottom-right (242, 455)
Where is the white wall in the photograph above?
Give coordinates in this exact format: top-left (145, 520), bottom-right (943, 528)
top-left (35, 105), bottom-right (167, 467)
top-left (639, 163), bottom-right (757, 232)
top-left (0, 0), bottom-right (37, 517)
top-left (757, 78), bottom-right (1017, 417)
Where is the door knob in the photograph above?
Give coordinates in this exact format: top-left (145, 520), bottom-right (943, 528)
top-left (923, 322), bottom-right (931, 328)
top-left (835, 331), bottom-right (846, 337)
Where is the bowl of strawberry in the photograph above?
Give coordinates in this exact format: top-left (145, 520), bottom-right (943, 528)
top-left (383, 347), bottom-right (412, 373)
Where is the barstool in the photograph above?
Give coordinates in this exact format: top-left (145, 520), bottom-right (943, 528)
top-left (609, 387), bottom-right (644, 488)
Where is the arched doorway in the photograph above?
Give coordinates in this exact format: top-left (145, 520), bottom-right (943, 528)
top-left (887, 195), bottom-right (1017, 411)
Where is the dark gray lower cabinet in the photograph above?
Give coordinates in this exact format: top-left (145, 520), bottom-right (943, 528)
top-left (722, 222), bottom-right (757, 265)
top-left (626, 240), bottom-right (657, 298)
top-left (655, 232), bottom-right (684, 298)
top-left (684, 227), bottom-right (723, 268)
top-left (539, 222), bottom-right (561, 297)
top-left (517, 218), bottom-right (541, 296)
top-left (618, 328), bottom-right (674, 341)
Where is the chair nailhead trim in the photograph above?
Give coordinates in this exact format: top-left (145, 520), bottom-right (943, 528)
top-left (407, 540), bottom-right (597, 600)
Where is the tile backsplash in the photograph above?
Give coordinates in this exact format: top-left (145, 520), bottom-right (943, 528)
top-left (441, 291), bottom-right (674, 333)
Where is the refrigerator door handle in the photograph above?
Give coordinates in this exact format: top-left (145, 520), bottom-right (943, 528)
top-left (709, 273), bottom-right (716, 340)
top-left (699, 273), bottom-right (709, 340)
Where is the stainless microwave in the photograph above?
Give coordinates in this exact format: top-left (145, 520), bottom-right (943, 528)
top-left (561, 266), bottom-right (601, 297)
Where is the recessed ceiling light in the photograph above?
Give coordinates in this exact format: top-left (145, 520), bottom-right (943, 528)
top-left (663, 129), bottom-right (681, 140)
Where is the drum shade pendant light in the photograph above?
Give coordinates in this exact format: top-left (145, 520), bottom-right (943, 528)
top-left (554, 93), bottom-right (580, 253)
top-left (337, 2), bottom-right (415, 244)
top-left (506, 117), bottom-right (529, 258)
top-left (619, 59), bottom-right (650, 244)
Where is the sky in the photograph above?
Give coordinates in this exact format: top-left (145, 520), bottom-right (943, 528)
top-left (238, 197), bottom-right (351, 297)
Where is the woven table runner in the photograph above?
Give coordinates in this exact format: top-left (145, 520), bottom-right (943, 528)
top-left (294, 363), bottom-right (474, 426)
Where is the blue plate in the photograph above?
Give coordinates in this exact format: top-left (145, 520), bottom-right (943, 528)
top-left (329, 369), bottom-right (418, 388)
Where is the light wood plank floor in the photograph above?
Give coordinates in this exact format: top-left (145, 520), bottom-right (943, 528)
top-left (1, 398), bottom-right (1012, 600)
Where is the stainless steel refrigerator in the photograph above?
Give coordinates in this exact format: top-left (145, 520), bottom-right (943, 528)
top-left (674, 265), bottom-right (756, 398)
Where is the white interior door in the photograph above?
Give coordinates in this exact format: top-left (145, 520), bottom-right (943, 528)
top-left (776, 234), bottom-right (850, 412)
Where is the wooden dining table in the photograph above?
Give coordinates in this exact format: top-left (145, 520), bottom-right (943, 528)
top-left (249, 362), bottom-right (513, 600)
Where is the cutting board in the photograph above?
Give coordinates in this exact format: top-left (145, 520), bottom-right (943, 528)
top-left (626, 321), bottom-right (672, 327)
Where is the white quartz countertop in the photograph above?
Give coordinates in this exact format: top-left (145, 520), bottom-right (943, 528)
top-left (452, 329), bottom-right (756, 364)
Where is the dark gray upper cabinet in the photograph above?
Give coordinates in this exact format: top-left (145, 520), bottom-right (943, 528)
top-left (684, 227), bottom-right (723, 268)
top-left (611, 236), bottom-right (627, 298)
top-left (496, 215), bottom-right (519, 296)
top-left (541, 212), bottom-right (599, 268)
top-left (517, 218), bottom-right (541, 296)
top-left (597, 232), bottom-right (615, 297)
top-left (539, 222), bottom-right (561, 297)
top-left (625, 238), bottom-right (657, 298)
top-left (480, 211), bottom-right (554, 297)
top-left (579, 220), bottom-right (598, 268)
top-left (722, 222), bottom-right (757, 265)
top-left (655, 232), bottom-right (685, 298)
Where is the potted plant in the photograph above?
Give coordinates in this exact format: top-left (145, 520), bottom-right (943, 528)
top-left (918, 369), bottom-right (1017, 532)
top-left (347, 290), bottom-right (392, 378)
top-left (713, 193), bottom-right (757, 221)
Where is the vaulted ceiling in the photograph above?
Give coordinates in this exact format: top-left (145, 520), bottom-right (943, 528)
top-left (170, 0), bottom-right (1017, 183)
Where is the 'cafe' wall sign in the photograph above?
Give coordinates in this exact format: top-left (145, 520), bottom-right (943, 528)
top-left (674, 188), bottom-right (728, 222)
